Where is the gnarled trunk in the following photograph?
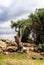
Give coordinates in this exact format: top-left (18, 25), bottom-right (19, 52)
top-left (14, 28), bottom-right (23, 52)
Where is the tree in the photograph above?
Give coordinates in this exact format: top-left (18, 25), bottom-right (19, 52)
top-left (11, 20), bottom-right (23, 52)
top-left (29, 8), bottom-right (44, 45)
top-left (11, 19), bottom-right (32, 52)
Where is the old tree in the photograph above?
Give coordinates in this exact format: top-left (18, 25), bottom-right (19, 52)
top-left (11, 19), bottom-right (32, 52)
top-left (11, 8), bottom-right (44, 52)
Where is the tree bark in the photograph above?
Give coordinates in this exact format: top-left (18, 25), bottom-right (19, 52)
top-left (15, 27), bottom-right (23, 52)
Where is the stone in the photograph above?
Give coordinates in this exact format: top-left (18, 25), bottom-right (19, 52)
top-left (23, 47), bottom-right (29, 54)
top-left (40, 52), bottom-right (44, 56)
top-left (34, 47), bottom-right (38, 52)
top-left (6, 46), bottom-right (17, 52)
top-left (29, 47), bottom-right (34, 51)
top-left (0, 41), bottom-right (7, 51)
top-left (3, 52), bottom-right (9, 55)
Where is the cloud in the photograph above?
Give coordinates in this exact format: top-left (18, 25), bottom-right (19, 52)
top-left (0, 0), bottom-right (44, 39)
top-left (0, 21), bottom-right (10, 28)
top-left (0, 0), bottom-right (38, 22)
top-left (0, 21), bottom-right (15, 34)
top-left (0, 0), bottom-right (44, 28)
top-left (0, 0), bottom-right (11, 7)
top-left (0, 0), bottom-right (44, 22)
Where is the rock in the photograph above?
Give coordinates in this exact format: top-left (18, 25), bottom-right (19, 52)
top-left (34, 47), bottom-right (38, 52)
top-left (0, 39), bottom-right (17, 46)
top-left (23, 47), bottom-right (29, 53)
top-left (29, 47), bottom-right (34, 51)
top-left (40, 52), bottom-right (44, 56)
top-left (6, 41), bottom-right (17, 47)
top-left (6, 46), bottom-right (17, 52)
top-left (3, 52), bottom-right (9, 55)
top-left (23, 47), bottom-right (27, 50)
top-left (0, 39), bottom-right (17, 53)
top-left (37, 50), bottom-right (41, 53)
top-left (0, 39), bottom-right (6, 42)
top-left (40, 57), bottom-right (43, 60)
top-left (10, 42), bottom-right (17, 46)
top-left (23, 43), bottom-right (31, 47)
top-left (0, 41), bottom-right (7, 51)
top-left (32, 56), bottom-right (36, 59)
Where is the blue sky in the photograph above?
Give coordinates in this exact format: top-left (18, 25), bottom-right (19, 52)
top-left (0, 0), bottom-right (44, 34)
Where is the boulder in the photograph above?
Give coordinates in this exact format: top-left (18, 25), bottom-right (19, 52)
top-left (29, 47), bottom-right (34, 51)
top-left (0, 41), bottom-right (7, 51)
top-left (3, 51), bottom-right (9, 55)
top-left (34, 47), bottom-right (38, 52)
top-left (5, 40), bottom-right (17, 47)
top-left (23, 47), bottom-right (29, 53)
top-left (6, 46), bottom-right (17, 52)
top-left (0, 39), bottom-right (6, 42)
top-left (40, 52), bottom-right (44, 56)
top-left (23, 43), bottom-right (31, 47)
top-left (0, 39), bottom-right (17, 46)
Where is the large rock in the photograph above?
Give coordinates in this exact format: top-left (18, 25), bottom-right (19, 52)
top-left (6, 46), bottom-right (17, 52)
top-left (0, 41), bottom-right (7, 51)
top-left (23, 47), bottom-right (29, 53)
top-left (0, 39), bottom-right (17, 53)
top-left (0, 39), bottom-right (17, 46)
top-left (29, 47), bottom-right (34, 51)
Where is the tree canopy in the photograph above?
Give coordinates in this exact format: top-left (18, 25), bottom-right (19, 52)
top-left (11, 8), bottom-right (44, 51)
top-left (11, 8), bottom-right (44, 43)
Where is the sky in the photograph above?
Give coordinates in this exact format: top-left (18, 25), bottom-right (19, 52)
top-left (0, 0), bottom-right (44, 34)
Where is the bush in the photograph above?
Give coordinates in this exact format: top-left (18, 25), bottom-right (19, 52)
top-left (38, 43), bottom-right (44, 51)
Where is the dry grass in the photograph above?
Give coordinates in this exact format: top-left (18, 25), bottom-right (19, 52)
top-left (0, 52), bottom-right (44, 65)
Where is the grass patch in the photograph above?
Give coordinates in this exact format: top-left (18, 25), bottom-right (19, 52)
top-left (0, 52), bottom-right (44, 65)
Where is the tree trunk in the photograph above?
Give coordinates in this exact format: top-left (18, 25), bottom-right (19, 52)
top-left (15, 28), bottom-right (23, 52)
top-left (18, 28), bottom-right (23, 52)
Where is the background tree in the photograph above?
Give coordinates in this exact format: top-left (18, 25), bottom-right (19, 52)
top-left (29, 8), bottom-right (44, 51)
top-left (29, 8), bottom-right (44, 43)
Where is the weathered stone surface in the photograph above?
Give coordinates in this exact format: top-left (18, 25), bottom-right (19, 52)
top-left (1, 39), bottom-right (17, 46)
top-left (29, 47), bottom-right (34, 51)
top-left (6, 46), bottom-right (17, 52)
top-left (0, 41), bottom-right (7, 51)
top-left (3, 51), bottom-right (9, 55)
top-left (40, 52), bottom-right (44, 56)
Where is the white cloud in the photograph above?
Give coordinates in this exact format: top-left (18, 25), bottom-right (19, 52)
top-left (0, 0), bottom-right (44, 22)
top-left (0, 21), bottom-right (10, 28)
top-left (37, 0), bottom-right (44, 8)
top-left (0, 21), bottom-right (15, 34)
top-left (0, 0), bottom-right (11, 7)
top-left (0, 0), bottom-right (44, 35)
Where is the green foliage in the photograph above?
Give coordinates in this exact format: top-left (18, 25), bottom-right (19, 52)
top-left (38, 44), bottom-right (43, 50)
top-left (36, 9), bottom-right (44, 25)
top-left (38, 43), bottom-right (44, 51)
top-left (29, 8), bottom-right (44, 44)
top-left (11, 8), bottom-right (44, 43)
top-left (11, 19), bottom-right (32, 28)
top-left (30, 8), bottom-right (44, 25)
top-left (21, 26), bottom-right (31, 42)
top-left (11, 19), bottom-right (32, 41)
top-left (11, 20), bottom-right (17, 28)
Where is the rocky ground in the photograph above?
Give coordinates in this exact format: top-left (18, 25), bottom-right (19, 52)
top-left (0, 39), bottom-right (44, 60)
